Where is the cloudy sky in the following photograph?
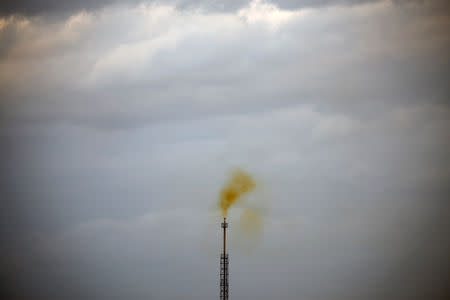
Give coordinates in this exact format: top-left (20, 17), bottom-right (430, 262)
top-left (1, 0), bottom-right (449, 299)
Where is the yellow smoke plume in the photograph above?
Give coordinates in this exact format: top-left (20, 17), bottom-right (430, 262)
top-left (218, 169), bottom-right (256, 216)
top-left (238, 207), bottom-right (262, 237)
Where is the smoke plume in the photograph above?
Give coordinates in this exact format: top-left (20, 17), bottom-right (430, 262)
top-left (218, 168), bottom-right (256, 216)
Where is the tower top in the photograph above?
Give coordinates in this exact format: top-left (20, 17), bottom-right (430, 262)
top-left (221, 218), bottom-right (228, 228)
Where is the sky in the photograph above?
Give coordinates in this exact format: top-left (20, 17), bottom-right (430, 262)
top-left (0, 0), bottom-right (449, 299)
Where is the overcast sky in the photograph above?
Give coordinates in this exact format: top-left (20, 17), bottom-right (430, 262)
top-left (1, 0), bottom-right (449, 299)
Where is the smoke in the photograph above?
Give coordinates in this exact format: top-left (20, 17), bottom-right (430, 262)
top-left (217, 168), bottom-right (269, 252)
top-left (218, 168), bottom-right (256, 217)
top-left (238, 207), bottom-right (263, 237)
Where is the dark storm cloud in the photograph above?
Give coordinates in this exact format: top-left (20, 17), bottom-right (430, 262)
top-left (0, 0), bottom-right (135, 16)
top-left (0, 0), bottom-right (388, 16)
top-left (1, 0), bottom-right (450, 17)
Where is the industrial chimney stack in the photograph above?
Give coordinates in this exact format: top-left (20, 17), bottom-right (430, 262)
top-left (220, 218), bottom-right (229, 300)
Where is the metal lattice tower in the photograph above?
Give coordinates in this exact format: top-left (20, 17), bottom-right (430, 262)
top-left (220, 218), bottom-right (229, 300)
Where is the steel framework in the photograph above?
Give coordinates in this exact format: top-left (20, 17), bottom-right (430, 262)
top-left (220, 218), bottom-right (229, 300)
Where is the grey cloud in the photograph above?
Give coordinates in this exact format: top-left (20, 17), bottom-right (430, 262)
top-left (0, 0), bottom-right (403, 16)
top-left (0, 0), bottom-right (139, 17)
top-left (3, 195), bottom-right (449, 299)
top-left (3, 0), bottom-right (449, 129)
top-left (1, 1), bottom-right (449, 300)
top-left (1, 0), bottom-right (449, 17)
